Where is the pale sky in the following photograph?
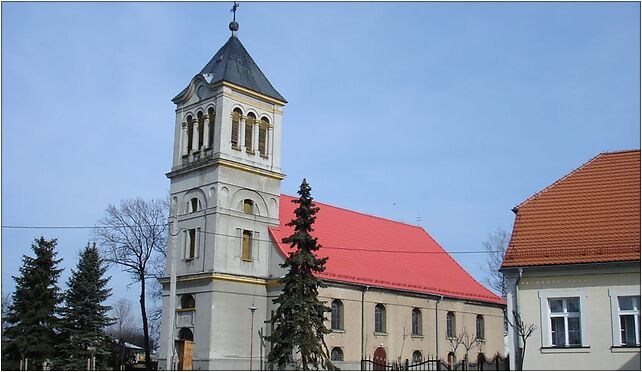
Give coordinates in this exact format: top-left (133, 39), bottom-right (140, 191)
top-left (2, 2), bottom-right (640, 317)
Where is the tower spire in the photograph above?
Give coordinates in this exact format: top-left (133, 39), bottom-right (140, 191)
top-left (229, 2), bottom-right (239, 35)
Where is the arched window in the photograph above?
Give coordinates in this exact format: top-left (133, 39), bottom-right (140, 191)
top-left (412, 351), bottom-right (422, 364)
top-left (187, 197), bottom-right (200, 213)
top-left (243, 199), bottom-right (254, 214)
top-left (186, 115), bottom-right (194, 152)
top-left (330, 347), bottom-right (344, 362)
top-left (447, 311), bottom-right (456, 338)
top-left (259, 117), bottom-right (269, 157)
top-left (476, 315), bottom-right (485, 340)
top-left (197, 111), bottom-right (205, 149)
top-left (178, 327), bottom-right (194, 341)
top-left (231, 109), bottom-right (242, 149)
top-left (245, 113), bottom-right (255, 152)
top-left (181, 294), bottom-right (195, 309)
top-left (412, 308), bottom-right (422, 336)
top-left (241, 230), bottom-right (253, 261)
top-left (375, 304), bottom-right (386, 333)
top-left (207, 107), bottom-right (215, 148)
top-left (331, 300), bottom-right (344, 330)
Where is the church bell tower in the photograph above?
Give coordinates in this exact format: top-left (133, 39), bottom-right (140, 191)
top-left (159, 12), bottom-right (286, 369)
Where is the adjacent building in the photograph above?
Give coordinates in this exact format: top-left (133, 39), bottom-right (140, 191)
top-left (501, 150), bottom-right (641, 370)
top-left (158, 20), bottom-right (505, 370)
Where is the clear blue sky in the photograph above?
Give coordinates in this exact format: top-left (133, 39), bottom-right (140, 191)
top-left (2, 2), bottom-right (640, 313)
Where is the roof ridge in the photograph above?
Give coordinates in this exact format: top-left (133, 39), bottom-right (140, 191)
top-left (281, 194), bottom-right (425, 231)
top-left (234, 36), bottom-right (286, 103)
top-left (515, 152), bottom-right (604, 210)
top-left (599, 149), bottom-right (641, 156)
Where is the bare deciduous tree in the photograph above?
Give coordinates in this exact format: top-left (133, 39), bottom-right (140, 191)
top-left (505, 310), bottom-right (536, 371)
top-left (95, 198), bottom-right (168, 370)
top-left (106, 299), bottom-right (136, 370)
top-left (482, 229), bottom-right (509, 299)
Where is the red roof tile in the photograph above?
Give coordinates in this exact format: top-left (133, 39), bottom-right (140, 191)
top-left (269, 195), bottom-right (505, 305)
top-left (502, 150), bottom-right (641, 268)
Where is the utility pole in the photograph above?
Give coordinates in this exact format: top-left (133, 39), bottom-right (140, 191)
top-left (165, 220), bottom-right (179, 370)
top-left (249, 305), bottom-right (257, 370)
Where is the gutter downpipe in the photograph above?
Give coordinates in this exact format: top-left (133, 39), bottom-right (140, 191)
top-left (435, 296), bottom-right (443, 359)
top-left (361, 286), bottom-right (369, 360)
top-left (515, 268), bottom-right (523, 371)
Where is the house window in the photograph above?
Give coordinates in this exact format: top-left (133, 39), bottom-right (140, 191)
top-left (180, 294), bottom-right (195, 310)
top-left (618, 296), bottom-right (640, 346)
top-left (476, 315), bottom-right (485, 340)
top-left (241, 230), bottom-right (253, 261)
top-left (330, 347), bottom-right (344, 362)
top-left (245, 113), bottom-right (255, 152)
top-left (446, 311), bottom-right (456, 338)
top-left (549, 297), bottom-right (581, 347)
top-left (231, 109), bottom-right (241, 149)
top-left (259, 117), bottom-right (268, 157)
top-left (375, 304), bottom-right (386, 333)
top-left (185, 228), bottom-right (197, 260)
top-left (331, 300), bottom-right (344, 330)
top-left (412, 308), bottom-right (422, 336)
top-left (243, 199), bottom-right (254, 214)
top-left (412, 351), bottom-right (422, 363)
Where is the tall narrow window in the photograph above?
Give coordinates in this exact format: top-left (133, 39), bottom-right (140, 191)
top-left (412, 308), bottom-right (422, 336)
top-left (208, 108), bottom-right (215, 148)
top-left (245, 113), bottom-right (255, 152)
top-left (186, 115), bottom-right (194, 153)
top-left (241, 230), bottom-right (252, 261)
top-left (231, 109), bottom-right (241, 149)
top-left (243, 199), bottom-right (254, 214)
top-left (331, 300), bottom-right (344, 330)
top-left (197, 112), bottom-right (204, 149)
top-left (186, 229), bottom-right (197, 259)
top-left (446, 311), bottom-right (456, 338)
top-left (259, 117), bottom-right (268, 157)
top-left (618, 296), bottom-right (640, 346)
top-left (549, 297), bottom-right (581, 347)
top-left (375, 304), bottom-right (386, 333)
top-left (476, 315), bottom-right (485, 340)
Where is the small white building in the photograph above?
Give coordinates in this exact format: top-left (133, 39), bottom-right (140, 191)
top-left (502, 150), bottom-right (640, 370)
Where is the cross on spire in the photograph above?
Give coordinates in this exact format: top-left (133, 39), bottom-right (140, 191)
top-left (231, 2), bottom-right (239, 22)
top-left (229, 2), bottom-right (240, 35)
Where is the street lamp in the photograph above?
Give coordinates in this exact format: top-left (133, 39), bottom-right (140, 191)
top-left (249, 305), bottom-right (258, 370)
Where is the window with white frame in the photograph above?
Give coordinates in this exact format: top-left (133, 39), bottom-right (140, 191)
top-left (548, 297), bottom-right (581, 347)
top-left (618, 295), bottom-right (640, 346)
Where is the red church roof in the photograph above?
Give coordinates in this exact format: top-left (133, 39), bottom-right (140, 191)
top-left (269, 195), bottom-right (505, 305)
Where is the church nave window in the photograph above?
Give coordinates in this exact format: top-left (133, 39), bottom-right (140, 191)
top-left (245, 113), bottom-right (255, 153)
top-left (231, 109), bottom-right (242, 149)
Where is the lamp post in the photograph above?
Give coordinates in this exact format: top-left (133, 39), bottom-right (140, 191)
top-left (249, 305), bottom-right (257, 370)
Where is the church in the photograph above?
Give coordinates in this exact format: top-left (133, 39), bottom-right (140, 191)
top-left (158, 16), bottom-right (505, 371)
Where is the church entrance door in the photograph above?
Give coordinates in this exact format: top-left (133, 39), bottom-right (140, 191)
top-left (373, 347), bottom-right (386, 371)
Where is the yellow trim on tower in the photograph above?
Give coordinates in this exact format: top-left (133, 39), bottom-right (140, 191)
top-left (221, 81), bottom-right (287, 106)
top-left (217, 158), bottom-right (285, 180)
top-left (160, 272), bottom-right (268, 285)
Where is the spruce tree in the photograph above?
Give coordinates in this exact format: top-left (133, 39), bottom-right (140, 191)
top-left (56, 243), bottom-right (113, 370)
top-left (267, 179), bottom-right (336, 370)
top-left (4, 237), bottom-right (63, 370)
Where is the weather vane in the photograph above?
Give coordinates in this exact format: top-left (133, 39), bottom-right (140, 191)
top-left (229, 2), bottom-right (240, 34)
top-left (231, 2), bottom-right (239, 22)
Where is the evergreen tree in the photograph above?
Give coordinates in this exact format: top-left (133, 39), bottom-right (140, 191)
top-left (4, 237), bottom-right (63, 370)
top-left (267, 179), bottom-right (336, 370)
top-left (56, 243), bottom-right (113, 370)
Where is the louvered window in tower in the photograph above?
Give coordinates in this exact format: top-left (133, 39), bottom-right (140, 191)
top-left (208, 108), bottom-right (215, 148)
top-left (186, 116), bottom-right (194, 153)
top-left (197, 112), bottom-right (205, 149)
top-left (259, 117), bottom-right (268, 157)
top-left (245, 113), bottom-right (255, 152)
top-left (231, 109), bottom-right (241, 149)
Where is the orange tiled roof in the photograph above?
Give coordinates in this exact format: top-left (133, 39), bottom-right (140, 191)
top-left (502, 150), bottom-right (641, 268)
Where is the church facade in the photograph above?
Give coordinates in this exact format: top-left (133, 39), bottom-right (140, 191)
top-left (158, 21), bottom-right (505, 371)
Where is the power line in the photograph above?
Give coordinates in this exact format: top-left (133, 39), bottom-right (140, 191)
top-left (2, 224), bottom-right (502, 255)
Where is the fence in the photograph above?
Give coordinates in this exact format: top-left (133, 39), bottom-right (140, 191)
top-left (361, 353), bottom-right (508, 371)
